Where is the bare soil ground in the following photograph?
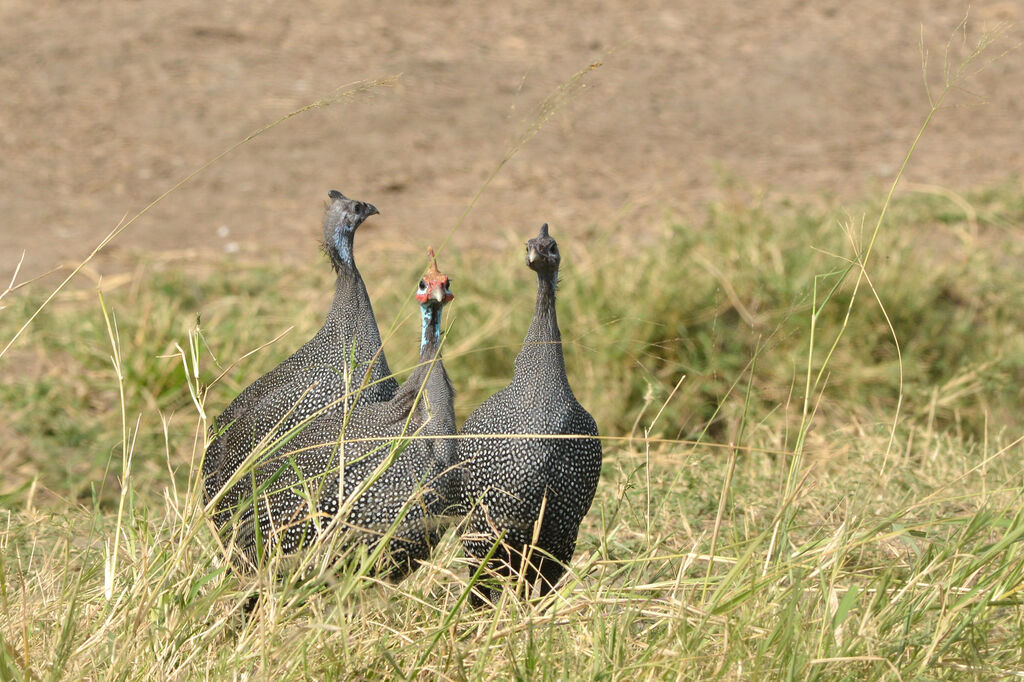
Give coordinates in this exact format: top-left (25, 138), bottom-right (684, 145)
top-left (1, 0), bottom-right (1021, 279)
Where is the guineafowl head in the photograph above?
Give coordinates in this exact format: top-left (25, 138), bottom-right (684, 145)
top-left (322, 190), bottom-right (379, 270)
top-left (526, 223), bottom-right (560, 274)
top-left (416, 247), bottom-right (454, 306)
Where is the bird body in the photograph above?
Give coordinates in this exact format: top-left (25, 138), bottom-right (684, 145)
top-left (459, 224), bottom-right (601, 604)
top-left (213, 248), bottom-right (458, 578)
top-left (203, 191), bottom-right (397, 523)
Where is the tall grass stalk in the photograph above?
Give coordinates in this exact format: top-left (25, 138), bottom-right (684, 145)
top-left (782, 16), bottom-right (1011, 559)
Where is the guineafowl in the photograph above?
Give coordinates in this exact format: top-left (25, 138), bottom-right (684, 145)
top-left (217, 248), bottom-right (459, 578)
top-left (203, 191), bottom-right (398, 521)
top-left (458, 224), bottom-right (602, 606)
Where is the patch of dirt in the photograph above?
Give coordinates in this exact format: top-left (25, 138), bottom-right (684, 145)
top-left (1, 0), bottom-right (1021, 280)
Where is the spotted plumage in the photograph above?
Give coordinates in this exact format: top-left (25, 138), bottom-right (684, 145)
top-left (458, 224), bottom-right (602, 605)
top-left (203, 191), bottom-right (398, 538)
top-left (213, 248), bottom-right (458, 577)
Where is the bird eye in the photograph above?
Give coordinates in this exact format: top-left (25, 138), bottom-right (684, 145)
top-left (418, 279), bottom-right (426, 289)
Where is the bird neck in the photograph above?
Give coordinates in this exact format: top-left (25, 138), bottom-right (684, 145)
top-left (399, 302), bottom-right (452, 421)
top-left (419, 303), bottom-right (443, 359)
top-left (321, 263), bottom-right (369, 335)
top-left (514, 269), bottom-right (567, 380)
top-left (330, 228), bottom-right (355, 269)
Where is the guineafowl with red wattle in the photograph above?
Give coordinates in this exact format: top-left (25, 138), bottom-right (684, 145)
top-left (219, 248), bottom-right (459, 578)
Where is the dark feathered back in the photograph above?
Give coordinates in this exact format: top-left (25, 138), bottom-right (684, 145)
top-left (203, 191), bottom-right (398, 535)
top-left (210, 248), bottom-right (458, 578)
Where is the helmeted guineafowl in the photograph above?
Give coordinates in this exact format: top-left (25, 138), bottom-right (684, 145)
top-left (203, 191), bottom-right (398, 526)
top-left (216, 248), bottom-right (459, 578)
top-left (458, 223), bottom-right (602, 605)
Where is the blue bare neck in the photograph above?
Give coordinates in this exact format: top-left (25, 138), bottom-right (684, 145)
top-left (332, 227), bottom-right (354, 267)
top-left (420, 303), bottom-right (442, 357)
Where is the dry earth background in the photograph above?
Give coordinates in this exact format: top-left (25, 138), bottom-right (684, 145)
top-left (1, 0), bottom-right (1021, 281)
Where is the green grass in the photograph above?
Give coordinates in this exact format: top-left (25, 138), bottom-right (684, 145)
top-left (1, 178), bottom-right (1023, 679)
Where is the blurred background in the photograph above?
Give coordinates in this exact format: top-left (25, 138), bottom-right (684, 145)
top-left (1, 0), bottom-right (1021, 276)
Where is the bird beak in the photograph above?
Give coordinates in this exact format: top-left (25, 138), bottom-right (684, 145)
top-left (430, 286), bottom-right (445, 303)
top-left (365, 203), bottom-right (380, 217)
top-left (527, 246), bottom-right (539, 264)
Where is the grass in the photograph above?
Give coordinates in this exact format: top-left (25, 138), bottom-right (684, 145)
top-left (1, 179), bottom-right (1023, 679)
top-left (3, 20), bottom-right (1024, 679)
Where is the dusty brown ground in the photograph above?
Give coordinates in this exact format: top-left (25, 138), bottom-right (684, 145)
top-left (1, 0), bottom-right (1021, 280)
